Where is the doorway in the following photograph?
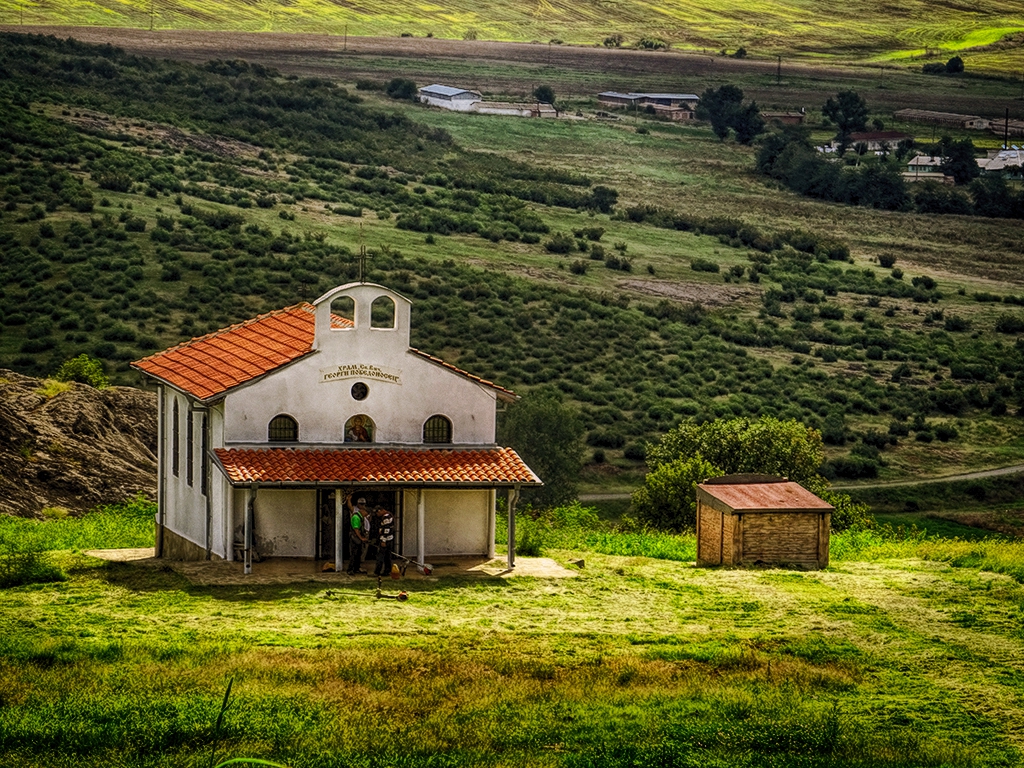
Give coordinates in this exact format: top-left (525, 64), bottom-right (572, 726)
top-left (316, 489), bottom-right (403, 564)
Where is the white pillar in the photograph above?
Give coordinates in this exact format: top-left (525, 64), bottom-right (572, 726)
top-left (487, 488), bottom-right (496, 559)
top-left (507, 485), bottom-right (519, 570)
top-left (335, 490), bottom-right (344, 573)
top-left (244, 487), bottom-right (254, 575)
top-left (417, 489), bottom-right (426, 568)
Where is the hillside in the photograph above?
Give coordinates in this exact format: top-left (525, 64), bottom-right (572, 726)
top-left (0, 370), bottom-right (156, 517)
top-left (1, 32), bottom-right (1024, 490)
top-left (3, 0), bottom-right (1024, 73)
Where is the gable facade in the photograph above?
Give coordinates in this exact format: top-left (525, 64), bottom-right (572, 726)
top-left (134, 282), bottom-right (540, 574)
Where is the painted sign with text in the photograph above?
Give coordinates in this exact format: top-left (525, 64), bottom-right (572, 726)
top-left (320, 364), bottom-right (402, 385)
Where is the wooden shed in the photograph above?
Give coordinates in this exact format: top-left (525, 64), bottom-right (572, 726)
top-left (696, 475), bottom-right (832, 569)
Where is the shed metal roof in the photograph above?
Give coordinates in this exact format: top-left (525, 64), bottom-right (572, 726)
top-left (419, 84), bottom-right (479, 97)
top-left (697, 481), bottom-right (833, 513)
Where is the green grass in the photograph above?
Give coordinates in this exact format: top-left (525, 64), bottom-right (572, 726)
top-left (2, 506), bottom-right (1024, 766)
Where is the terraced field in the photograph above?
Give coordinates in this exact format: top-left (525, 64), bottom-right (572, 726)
top-left (2, 0), bottom-right (1023, 72)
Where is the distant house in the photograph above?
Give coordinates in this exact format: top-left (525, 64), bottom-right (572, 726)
top-left (761, 111), bottom-right (805, 125)
top-left (990, 120), bottom-right (1024, 139)
top-left (894, 109), bottom-right (990, 131)
top-left (977, 148), bottom-right (1024, 177)
top-left (903, 155), bottom-right (952, 183)
top-left (417, 84), bottom-right (482, 112)
top-left (598, 91), bottom-right (699, 119)
top-left (832, 131), bottom-right (912, 152)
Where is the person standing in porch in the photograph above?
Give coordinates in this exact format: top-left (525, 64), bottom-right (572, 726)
top-left (373, 506), bottom-right (394, 578)
top-left (346, 495), bottom-right (369, 575)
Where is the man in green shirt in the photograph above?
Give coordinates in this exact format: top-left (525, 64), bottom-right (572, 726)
top-left (346, 495), bottom-right (369, 575)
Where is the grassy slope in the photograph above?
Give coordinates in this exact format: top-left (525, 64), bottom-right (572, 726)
top-left (2, 0), bottom-right (1024, 72)
top-left (2, 34), bottom-right (1023, 488)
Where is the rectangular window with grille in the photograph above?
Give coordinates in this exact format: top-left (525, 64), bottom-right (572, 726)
top-left (186, 410), bottom-right (194, 487)
top-left (172, 398), bottom-right (180, 477)
top-left (200, 413), bottom-right (209, 496)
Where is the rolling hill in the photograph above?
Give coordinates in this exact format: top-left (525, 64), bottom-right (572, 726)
top-left (2, 0), bottom-right (1024, 73)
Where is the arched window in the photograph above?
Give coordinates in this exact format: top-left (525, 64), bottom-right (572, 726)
top-left (423, 415), bottom-right (452, 444)
top-left (371, 295), bottom-right (396, 328)
top-left (345, 414), bottom-right (375, 443)
top-left (330, 295), bottom-right (355, 327)
top-left (268, 414), bottom-right (298, 442)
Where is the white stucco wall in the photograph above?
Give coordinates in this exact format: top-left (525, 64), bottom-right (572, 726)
top-left (161, 389), bottom-right (210, 551)
top-left (253, 489), bottom-right (316, 558)
top-left (419, 94), bottom-right (480, 111)
top-left (222, 284), bottom-right (499, 446)
top-left (402, 489), bottom-right (491, 556)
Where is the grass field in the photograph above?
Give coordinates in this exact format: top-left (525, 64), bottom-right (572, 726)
top-left (2, 0), bottom-right (1024, 74)
top-left (2, 502), bottom-right (1024, 767)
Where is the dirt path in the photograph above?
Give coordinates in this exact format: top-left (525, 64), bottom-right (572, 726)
top-left (832, 463), bottom-right (1024, 490)
top-left (581, 464), bottom-right (1024, 503)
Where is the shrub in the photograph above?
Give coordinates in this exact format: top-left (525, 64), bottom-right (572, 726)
top-left (878, 253), bottom-right (897, 268)
top-left (569, 260), bottom-right (588, 275)
top-left (0, 523), bottom-right (66, 588)
top-left (54, 354), bottom-right (109, 388)
top-left (385, 78), bottom-right (417, 100)
top-left (994, 314), bottom-right (1024, 334)
top-left (690, 258), bottom-right (720, 273)
top-left (544, 232), bottom-right (575, 254)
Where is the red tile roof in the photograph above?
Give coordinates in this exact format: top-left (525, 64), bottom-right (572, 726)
top-left (214, 447), bottom-right (541, 486)
top-left (132, 302), bottom-right (516, 403)
top-left (697, 481), bottom-right (833, 512)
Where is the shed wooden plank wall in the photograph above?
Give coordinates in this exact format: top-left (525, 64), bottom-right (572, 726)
top-left (740, 512), bottom-right (822, 565)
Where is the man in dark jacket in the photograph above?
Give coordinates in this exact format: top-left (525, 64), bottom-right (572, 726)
top-left (373, 506), bottom-right (394, 578)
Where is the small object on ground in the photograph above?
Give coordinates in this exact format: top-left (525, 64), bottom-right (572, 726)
top-left (569, 558), bottom-right (585, 569)
top-left (321, 562), bottom-right (335, 572)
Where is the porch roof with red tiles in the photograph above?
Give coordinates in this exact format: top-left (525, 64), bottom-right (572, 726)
top-left (132, 303), bottom-right (516, 403)
top-left (213, 447), bottom-right (541, 487)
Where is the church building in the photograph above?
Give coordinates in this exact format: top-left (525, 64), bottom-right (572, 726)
top-left (132, 282), bottom-right (541, 574)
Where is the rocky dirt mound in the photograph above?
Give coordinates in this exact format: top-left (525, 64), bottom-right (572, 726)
top-left (0, 370), bottom-right (156, 518)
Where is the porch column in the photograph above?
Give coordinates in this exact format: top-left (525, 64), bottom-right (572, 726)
top-left (244, 486), bottom-right (255, 575)
top-left (487, 488), bottom-right (496, 559)
top-left (417, 489), bottom-right (426, 569)
top-left (507, 484), bottom-right (520, 570)
top-left (335, 490), bottom-right (345, 573)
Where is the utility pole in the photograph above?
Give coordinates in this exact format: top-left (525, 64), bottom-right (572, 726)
top-left (149, 0), bottom-right (154, 31)
top-left (776, 55), bottom-right (781, 86)
top-left (344, 24), bottom-right (348, 51)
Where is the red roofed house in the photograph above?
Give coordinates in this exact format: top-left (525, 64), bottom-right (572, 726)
top-left (132, 282), bottom-right (541, 574)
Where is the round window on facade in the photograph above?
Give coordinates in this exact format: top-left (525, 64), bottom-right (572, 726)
top-left (351, 382), bottom-right (369, 401)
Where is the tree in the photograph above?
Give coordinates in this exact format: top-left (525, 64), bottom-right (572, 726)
top-left (634, 416), bottom-right (867, 531)
top-left (937, 136), bottom-right (980, 185)
top-left (695, 85), bottom-right (764, 144)
top-left (822, 90), bottom-right (868, 154)
top-left (731, 101), bottom-right (766, 145)
top-left (946, 55), bottom-right (965, 73)
top-left (533, 85), bottom-right (555, 105)
top-left (385, 78), bottom-right (417, 100)
top-left (500, 392), bottom-right (585, 507)
top-left (54, 354), bottom-right (108, 388)
top-left (697, 84), bottom-right (744, 140)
